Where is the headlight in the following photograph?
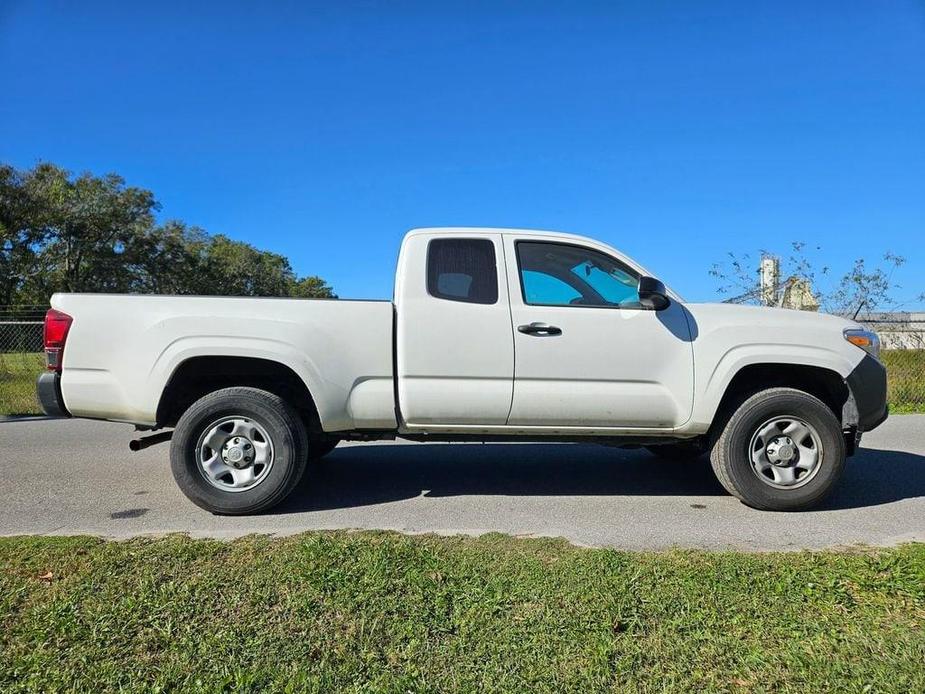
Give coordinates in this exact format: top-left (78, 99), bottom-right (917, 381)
top-left (844, 328), bottom-right (880, 360)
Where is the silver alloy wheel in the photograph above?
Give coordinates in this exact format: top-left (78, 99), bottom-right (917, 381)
top-left (196, 416), bottom-right (274, 492)
top-left (749, 415), bottom-right (823, 489)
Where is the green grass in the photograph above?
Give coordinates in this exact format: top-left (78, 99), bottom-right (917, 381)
top-left (0, 352), bottom-right (43, 416)
top-left (1, 533), bottom-right (923, 693)
top-left (882, 349), bottom-right (925, 413)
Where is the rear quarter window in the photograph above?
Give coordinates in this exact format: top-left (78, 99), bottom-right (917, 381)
top-left (426, 239), bottom-right (498, 305)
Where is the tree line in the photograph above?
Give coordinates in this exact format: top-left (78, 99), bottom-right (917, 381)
top-left (0, 162), bottom-right (335, 306)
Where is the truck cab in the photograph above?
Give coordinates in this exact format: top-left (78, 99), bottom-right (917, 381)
top-left (395, 228), bottom-right (695, 433)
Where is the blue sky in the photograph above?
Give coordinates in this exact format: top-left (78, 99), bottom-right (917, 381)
top-left (2, 1), bottom-right (923, 305)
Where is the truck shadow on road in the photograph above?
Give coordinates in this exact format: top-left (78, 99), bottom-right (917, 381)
top-left (825, 447), bottom-right (925, 510)
top-left (276, 444), bottom-right (924, 513)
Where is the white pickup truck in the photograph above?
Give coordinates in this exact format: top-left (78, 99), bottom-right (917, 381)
top-left (37, 227), bottom-right (887, 514)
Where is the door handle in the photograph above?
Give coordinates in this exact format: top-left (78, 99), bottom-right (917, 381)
top-left (517, 322), bottom-right (562, 336)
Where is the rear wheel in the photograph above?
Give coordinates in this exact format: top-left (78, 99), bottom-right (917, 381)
top-left (709, 387), bottom-right (845, 511)
top-left (170, 387), bottom-right (308, 514)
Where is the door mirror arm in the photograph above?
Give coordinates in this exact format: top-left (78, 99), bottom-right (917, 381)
top-left (638, 276), bottom-right (670, 311)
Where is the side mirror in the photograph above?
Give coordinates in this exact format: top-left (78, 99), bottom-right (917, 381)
top-left (638, 276), bottom-right (670, 311)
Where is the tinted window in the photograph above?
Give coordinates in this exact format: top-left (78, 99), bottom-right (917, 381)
top-left (517, 241), bottom-right (640, 307)
top-left (521, 270), bottom-right (581, 305)
top-left (427, 239), bottom-right (498, 304)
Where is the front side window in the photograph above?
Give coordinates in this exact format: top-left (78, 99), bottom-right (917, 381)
top-left (516, 241), bottom-right (641, 307)
top-left (427, 238), bottom-right (498, 304)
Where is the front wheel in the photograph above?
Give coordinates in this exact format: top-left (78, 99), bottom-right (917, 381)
top-left (170, 387), bottom-right (308, 514)
top-left (709, 387), bottom-right (845, 511)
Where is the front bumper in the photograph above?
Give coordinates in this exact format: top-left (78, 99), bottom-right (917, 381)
top-left (845, 354), bottom-right (888, 432)
top-left (36, 372), bottom-right (70, 418)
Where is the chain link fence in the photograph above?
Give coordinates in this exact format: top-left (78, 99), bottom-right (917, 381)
top-left (0, 307), bottom-right (46, 415)
top-left (857, 315), bottom-right (925, 413)
top-left (0, 306), bottom-right (923, 416)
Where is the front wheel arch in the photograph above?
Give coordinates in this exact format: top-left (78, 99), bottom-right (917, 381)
top-left (709, 363), bottom-right (850, 438)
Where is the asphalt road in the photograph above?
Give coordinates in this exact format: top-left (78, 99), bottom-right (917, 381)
top-left (1, 415), bottom-right (924, 550)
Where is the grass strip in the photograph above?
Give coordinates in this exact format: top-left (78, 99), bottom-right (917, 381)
top-left (1, 533), bottom-right (923, 693)
top-left (0, 353), bottom-right (43, 416)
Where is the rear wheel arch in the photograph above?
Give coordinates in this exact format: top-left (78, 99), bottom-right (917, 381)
top-left (156, 356), bottom-right (323, 436)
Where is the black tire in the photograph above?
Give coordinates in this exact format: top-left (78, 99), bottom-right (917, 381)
top-left (170, 387), bottom-right (308, 514)
top-left (310, 437), bottom-right (340, 460)
top-left (645, 439), bottom-right (706, 461)
top-left (709, 387), bottom-right (845, 511)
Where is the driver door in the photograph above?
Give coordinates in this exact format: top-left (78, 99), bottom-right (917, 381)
top-left (503, 235), bottom-right (694, 429)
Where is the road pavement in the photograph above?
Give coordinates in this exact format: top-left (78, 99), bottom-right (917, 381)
top-left (1, 415), bottom-right (924, 550)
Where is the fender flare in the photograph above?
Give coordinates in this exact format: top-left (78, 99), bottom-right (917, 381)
top-left (148, 335), bottom-right (334, 429)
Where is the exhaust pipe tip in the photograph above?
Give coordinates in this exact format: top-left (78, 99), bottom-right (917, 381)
top-left (128, 430), bottom-right (173, 452)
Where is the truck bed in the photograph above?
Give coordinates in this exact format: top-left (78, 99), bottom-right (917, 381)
top-left (52, 294), bottom-right (396, 431)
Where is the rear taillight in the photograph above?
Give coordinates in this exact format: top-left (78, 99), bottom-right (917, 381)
top-left (44, 309), bottom-right (73, 371)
